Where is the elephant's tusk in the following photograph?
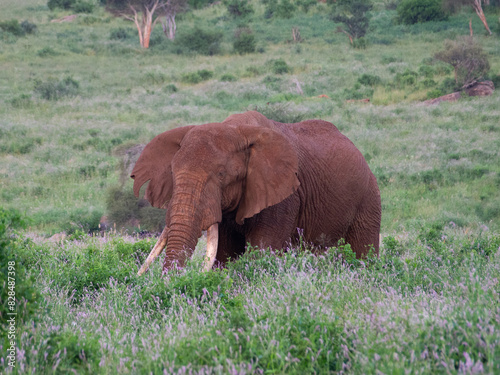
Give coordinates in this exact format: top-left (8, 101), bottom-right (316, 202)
top-left (203, 223), bottom-right (219, 271)
top-left (137, 226), bottom-right (169, 276)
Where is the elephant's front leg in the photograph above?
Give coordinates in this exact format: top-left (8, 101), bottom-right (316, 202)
top-left (215, 218), bottom-right (246, 265)
top-left (246, 194), bottom-right (300, 251)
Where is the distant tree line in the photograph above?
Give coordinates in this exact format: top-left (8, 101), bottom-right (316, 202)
top-left (42, 0), bottom-right (499, 49)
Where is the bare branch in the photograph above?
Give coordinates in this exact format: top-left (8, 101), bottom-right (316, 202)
top-left (471, 0), bottom-right (492, 35)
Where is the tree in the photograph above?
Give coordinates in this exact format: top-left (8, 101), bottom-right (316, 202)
top-left (161, 0), bottom-right (187, 40)
top-left (443, 0), bottom-right (492, 35)
top-left (434, 36), bottom-right (490, 88)
top-left (329, 0), bottom-right (373, 45)
top-left (106, 0), bottom-right (187, 48)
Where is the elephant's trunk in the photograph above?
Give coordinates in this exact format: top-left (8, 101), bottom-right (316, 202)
top-left (162, 221), bottom-right (199, 269)
top-left (136, 174), bottom-right (221, 275)
top-left (162, 177), bottom-right (220, 271)
top-left (163, 221), bottom-right (219, 271)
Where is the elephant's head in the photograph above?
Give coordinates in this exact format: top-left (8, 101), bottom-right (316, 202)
top-left (131, 111), bottom-right (300, 274)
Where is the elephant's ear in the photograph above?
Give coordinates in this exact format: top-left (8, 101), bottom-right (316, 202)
top-left (235, 122), bottom-right (300, 225)
top-left (131, 126), bottom-right (194, 209)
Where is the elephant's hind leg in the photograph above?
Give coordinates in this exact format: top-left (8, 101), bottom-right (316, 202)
top-left (345, 184), bottom-right (381, 258)
top-left (345, 215), bottom-right (380, 258)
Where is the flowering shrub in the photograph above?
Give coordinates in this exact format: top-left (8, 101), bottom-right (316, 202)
top-left (5, 227), bottom-right (500, 373)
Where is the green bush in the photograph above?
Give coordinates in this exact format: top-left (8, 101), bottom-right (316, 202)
top-left (78, 14), bottom-right (105, 25)
top-left (358, 73), bottom-right (382, 87)
top-left (297, 0), bottom-right (317, 12)
top-left (382, 235), bottom-right (402, 257)
top-left (171, 268), bottom-right (233, 300)
top-left (245, 66), bottom-right (262, 77)
top-left (47, 0), bottom-right (94, 12)
top-left (37, 236), bottom-right (155, 303)
top-left (439, 76), bottom-right (459, 93)
top-left (174, 27), bottom-right (223, 56)
top-left (181, 69), bottom-right (214, 84)
top-left (181, 72), bottom-right (203, 84)
top-left (224, 0), bottom-right (254, 18)
top-left (109, 27), bottom-right (133, 40)
top-left (394, 69), bottom-right (419, 87)
top-left (418, 222), bottom-right (444, 246)
top-left (143, 71), bottom-right (167, 85)
top-left (37, 46), bottom-right (59, 57)
top-left (418, 65), bottom-right (435, 78)
top-left (162, 83), bottom-right (178, 93)
top-left (0, 209), bottom-right (40, 334)
top-left (233, 28), bottom-right (256, 55)
top-left (197, 69), bottom-right (214, 80)
top-left (263, 0), bottom-right (297, 19)
top-left (262, 75), bottom-right (283, 90)
top-left (343, 82), bottom-right (374, 99)
top-left (20, 20), bottom-right (37, 34)
top-left (489, 74), bottom-right (500, 89)
top-left (48, 240), bottom-right (140, 302)
top-left (33, 76), bottom-right (80, 100)
top-left (352, 36), bottom-right (367, 49)
top-left (48, 0), bottom-right (74, 10)
top-left (420, 78), bottom-right (437, 88)
top-left (220, 73), bottom-right (237, 82)
top-left (396, 0), bottom-right (448, 24)
top-left (72, 0), bottom-right (95, 13)
top-left (0, 20), bottom-right (26, 36)
top-left (268, 58), bottom-right (291, 74)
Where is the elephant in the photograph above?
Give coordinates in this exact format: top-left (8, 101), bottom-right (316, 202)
top-left (131, 111), bottom-right (381, 275)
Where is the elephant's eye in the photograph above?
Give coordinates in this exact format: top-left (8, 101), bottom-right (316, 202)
top-left (216, 167), bottom-right (226, 180)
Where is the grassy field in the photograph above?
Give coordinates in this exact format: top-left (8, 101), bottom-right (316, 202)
top-left (1, 0), bottom-right (500, 373)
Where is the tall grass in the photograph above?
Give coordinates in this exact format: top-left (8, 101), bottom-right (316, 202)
top-left (2, 228), bottom-right (499, 373)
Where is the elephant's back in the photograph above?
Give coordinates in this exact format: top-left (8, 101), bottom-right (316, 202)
top-left (273, 118), bottom-right (376, 198)
top-left (277, 119), bottom-right (367, 171)
top-left (277, 119), bottom-right (342, 140)
top-left (274, 119), bottom-right (349, 153)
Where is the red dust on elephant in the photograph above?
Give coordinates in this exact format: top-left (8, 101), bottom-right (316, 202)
top-left (131, 111), bottom-right (381, 274)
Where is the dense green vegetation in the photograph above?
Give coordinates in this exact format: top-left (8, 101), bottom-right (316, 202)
top-left (4, 225), bottom-right (500, 373)
top-left (0, 209), bottom-right (40, 334)
top-left (0, 0), bottom-right (499, 373)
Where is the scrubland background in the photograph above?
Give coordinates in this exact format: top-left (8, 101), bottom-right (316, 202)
top-left (1, 0), bottom-right (499, 373)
